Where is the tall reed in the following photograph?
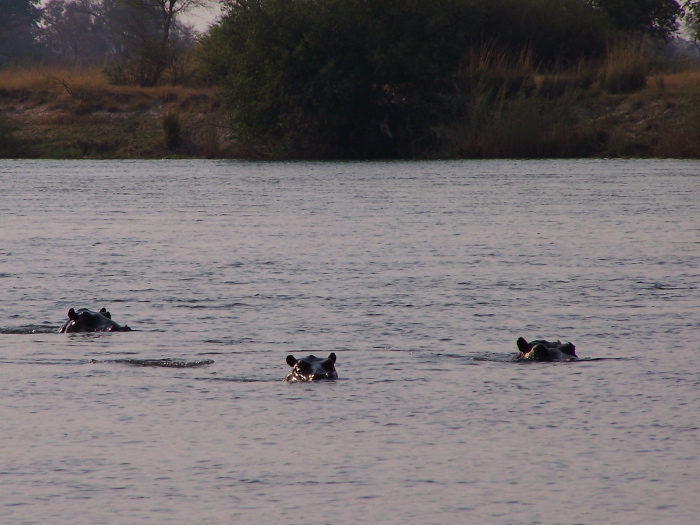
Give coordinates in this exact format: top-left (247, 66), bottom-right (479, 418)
top-left (602, 39), bottom-right (649, 94)
top-left (460, 42), bottom-right (537, 98)
top-left (438, 44), bottom-right (600, 158)
top-left (442, 86), bottom-right (598, 158)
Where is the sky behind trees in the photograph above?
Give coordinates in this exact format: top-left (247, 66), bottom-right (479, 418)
top-left (182, 0), bottom-right (220, 31)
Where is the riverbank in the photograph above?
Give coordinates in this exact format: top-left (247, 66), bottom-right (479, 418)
top-left (1, 67), bottom-right (700, 159)
top-left (0, 68), bottom-right (230, 159)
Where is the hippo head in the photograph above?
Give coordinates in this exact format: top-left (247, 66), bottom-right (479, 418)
top-left (285, 353), bottom-right (338, 382)
top-left (59, 307), bottom-right (132, 333)
top-left (516, 337), bottom-right (577, 362)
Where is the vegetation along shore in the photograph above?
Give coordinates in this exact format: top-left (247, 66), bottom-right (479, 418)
top-left (2, 0), bottom-right (700, 160)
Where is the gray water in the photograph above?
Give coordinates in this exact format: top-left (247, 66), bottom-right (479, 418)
top-left (1, 159), bottom-right (698, 525)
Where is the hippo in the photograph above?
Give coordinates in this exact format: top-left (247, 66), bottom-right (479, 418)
top-left (59, 307), bottom-right (132, 333)
top-left (516, 337), bottom-right (577, 362)
top-left (285, 353), bottom-right (338, 382)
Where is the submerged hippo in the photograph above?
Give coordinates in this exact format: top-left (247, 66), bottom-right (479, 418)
top-left (285, 353), bottom-right (338, 382)
top-left (516, 337), bottom-right (577, 362)
top-left (59, 307), bottom-right (132, 333)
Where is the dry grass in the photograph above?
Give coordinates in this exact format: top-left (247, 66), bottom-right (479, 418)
top-left (461, 42), bottom-right (537, 97)
top-left (649, 70), bottom-right (700, 94)
top-left (0, 65), bottom-right (217, 101)
top-left (0, 65), bottom-right (228, 158)
top-left (602, 39), bottom-right (649, 94)
top-left (0, 64), bottom-right (220, 131)
top-left (0, 65), bottom-right (107, 91)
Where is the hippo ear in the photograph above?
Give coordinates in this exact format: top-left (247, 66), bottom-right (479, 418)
top-left (68, 308), bottom-right (78, 320)
top-left (286, 355), bottom-right (297, 367)
top-left (563, 343), bottom-right (577, 357)
top-left (516, 337), bottom-right (529, 353)
top-left (99, 308), bottom-right (112, 319)
top-left (328, 352), bottom-right (337, 363)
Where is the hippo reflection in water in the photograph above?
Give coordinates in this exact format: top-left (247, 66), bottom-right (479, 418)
top-left (285, 353), bottom-right (338, 382)
top-left (516, 337), bottom-right (577, 362)
top-left (59, 308), bottom-right (132, 333)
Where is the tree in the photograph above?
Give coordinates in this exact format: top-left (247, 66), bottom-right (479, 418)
top-left (103, 0), bottom-right (203, 85)
top-left (37, 0), bottom-right (111, 65)
top-left (683, 1), bottom-right (700, 51)
top-left (0, 0), bottom-right (42, 67)
top-left (198, 0), bottom-right (616, 158)
top-left (591, 0), bottom-right (683, 39)
top-left (149, 0), bottom-right (204, 47)
top-left (481, 0), bottom-right (613, 64)
top-left (200, 0), bottom-right (488, 157)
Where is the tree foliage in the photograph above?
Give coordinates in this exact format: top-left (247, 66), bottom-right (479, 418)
top-left (98, 0), bottom-right (202, 85)
top-left (1, 0), bottom-right (204, 85)
top-left (199, 0), bottom-right (621, 157)
top-left (683, 0), bottom-right (700, 49)
top-left (0, 0), bottom-right (42, 67)
top-left (37, 0), bottom-right (110, 64)
top-left (592, 0), bottom-right (683, 39)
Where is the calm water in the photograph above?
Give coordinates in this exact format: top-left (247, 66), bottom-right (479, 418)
top-left (1, 159), bottom-right (699, 525)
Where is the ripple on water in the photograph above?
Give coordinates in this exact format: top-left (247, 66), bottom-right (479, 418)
top-left (0, 159), bottom-right (699, 525)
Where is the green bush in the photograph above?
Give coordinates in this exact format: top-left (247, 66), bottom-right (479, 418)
top-left (197, 0), bottom-right (619, 158)
top-left (436, 82), bottom-right (601, 158)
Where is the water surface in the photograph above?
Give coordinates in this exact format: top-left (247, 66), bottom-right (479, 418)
top-left (1, 159), bottom-right (698, 524)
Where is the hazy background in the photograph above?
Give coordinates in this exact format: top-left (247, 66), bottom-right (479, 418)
top-left (184, 1), bottom-right (222, 32)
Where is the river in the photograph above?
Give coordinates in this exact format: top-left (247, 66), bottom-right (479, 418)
top-left (1, 159), bottom-right (698, 524)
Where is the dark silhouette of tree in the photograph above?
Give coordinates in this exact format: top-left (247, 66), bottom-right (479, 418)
top-left (591, 0), bottom-right (682, 39)
top-left (102, 0), bottom-right (203, 85)
top-left (37, 0), bottom-right (111, 65)
top-left (683, 1), bottom-right (700, 52)
top-left (0, 0), bottom-right (42, 67)
top-left (198, 0), bottom-right (616, 158)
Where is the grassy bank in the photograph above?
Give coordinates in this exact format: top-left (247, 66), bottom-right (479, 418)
top-left (438, 68), bottom-right (700, 159)
top-left (0, 66), bottom-right (236, 159)
top-left (1, 61), bottom-right (700, 159)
